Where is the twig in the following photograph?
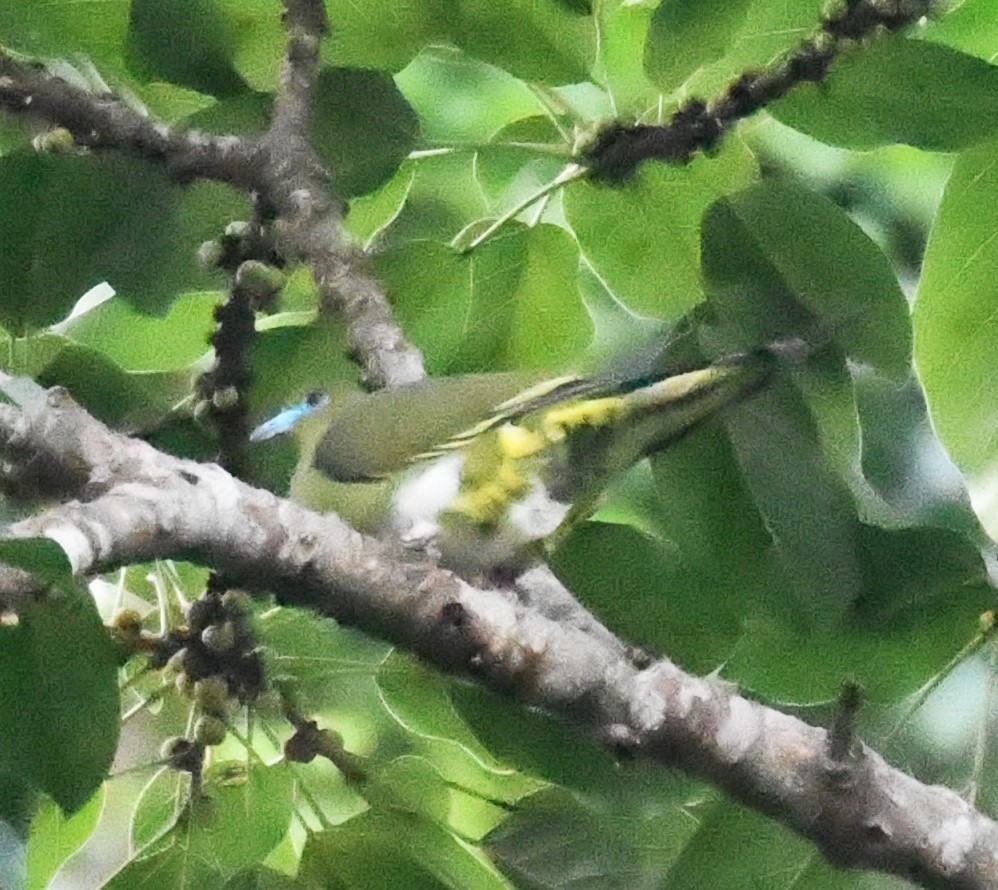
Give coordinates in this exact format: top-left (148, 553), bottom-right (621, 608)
top-left (581, 0), bottom-right (935, 183)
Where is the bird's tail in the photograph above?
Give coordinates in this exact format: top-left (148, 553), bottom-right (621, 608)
top-left (629, 336), bottom-right (813, 458)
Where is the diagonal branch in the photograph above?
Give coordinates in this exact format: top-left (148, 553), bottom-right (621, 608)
top-left (1, 383), bottom-right (996, 889)
top-left (582, 0), bottom-right (935, 183)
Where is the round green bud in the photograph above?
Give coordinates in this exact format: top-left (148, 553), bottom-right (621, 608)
top-left (164, 647), bottom-right (188, 677)
top-left (111, 609), bottom-right (144, 636)
top-left (235, 260), bottom-right (287, 305)
top-left (224, 220), bottom-right (251, 239)
top-left (160, 737), bottom-right (203, 773)
top-left (194, 715), bottom-right (228, 746)
top-left (201, 620), bottom-right (236, 653)
top-left (32, 127), bottom-right (75, 153)
top-left (211, 386), bottom-right (240, 411)
top-left (194, 676), bottom-right (232, 717)
top-left (221, 590), bottom-right (252, 616)
top-left (160, 736), bottom-right (188, 760)
top-left (197, 239), bottom-right (224, 270)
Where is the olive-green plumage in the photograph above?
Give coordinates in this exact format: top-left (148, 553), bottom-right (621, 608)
top-left (253, 345), bottom-right (787, 576)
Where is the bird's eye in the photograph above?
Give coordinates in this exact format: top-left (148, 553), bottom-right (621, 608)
top-left (304, 390), bottom-right (327, 407)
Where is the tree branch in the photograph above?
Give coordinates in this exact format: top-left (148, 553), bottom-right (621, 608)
top-left (259, 0), bottom-right (425, 388)
top-left (1, 383), bottom-right (996, 889)
top-left (582, 0), bottom-right (936, 183)
top-left (0, 5), bottom-right (425, 389)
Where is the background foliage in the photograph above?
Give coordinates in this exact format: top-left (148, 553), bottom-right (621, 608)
top-left (1, 0), bottom-right (998, 887)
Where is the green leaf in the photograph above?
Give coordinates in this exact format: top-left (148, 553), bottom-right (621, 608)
top-left (212, 0), bottom-right (285, 92)
top-left (301, 810), bottom-right (509, 890)
top-left (0, 0), bottom-right (130, 69)
top-left (260, 608), bottom-right (391, 716)
top-left (577, 261), bottom-right (666, 361)
top-left (222, 867), bottom-right (302, 890)
top-left (323, 0), bottom-right (594, 81)
top-left (450, 679), bottom-right (624, 791)
top-left (729, 384), bottom-right (867, 628)
top-left (449, 0), bottom-right (595, 85)
top-left (322, 0), bottom-right (451, 72)
top-left (720, 1), bottom-right (826, 81)
top-left (854, 526), bottom-right (989, 623)
top-left (793, 855), bottom-right (914, 890)
top-left (726, 578), bottom-right (992, 705)
top-left (105, 845), bottom-right (221, 890)
top-left (127, 0), bottom-right (247, 96)
top-left (130, 768), bottom-right (183, 853)
top-left (555, 516), bottom-right (765, 677)
top-left (474, 117), bottom-right (570, 209)
top-left (312, 69), bottom-right (419, 200)
top-left (701, 178), bottom-right (911, 376)
top-left (924, 0), bottom-right (998, 64)
top-left (26, 791), bottom-right (103, 890)
top-left (500, 225), bottom-right (592, 370)
top-left (0, 152), bottom-right (246, 324)
top-left (559, 393), bottom-right (990, 705)
top-left (663, 800), bottom-right (814, 889)
top-left (371, 756), bottom-right (511, 842)
top-left (0, 544), bottom-right (119, 813)
top-left (301, 813), bottom-right (438, 890)
top-left (182, 91), bottom-right (270, 137)
top-left (853, 368), bottom-right (984, 539)
top-left (593, 2), bottom-right (660, 114)
top-left (184, 762), bottom-right (295, 875)
top-left (130, 762), bottom-right (295, 879)
top-left (10, 335), bottom-right (192, 433)
top-left (395, 51), bottom-right (544, 145)
top-left (126, 82), bottom-right (220, 125)
top-left (915, 137), bottom-right (998, 475)
top-left (346, 166), bottom-right (416, 250)
top-left (488, 786), bottom-right (703, 890)
top-left (565, 141), bottom-right (757, 319)
top-left (644, 0), bottom-right (751, 94)
top-left (371, 238), bottom-right (501, 374)
top-left (377, 655), bottom-right (539, 805)
top-left (375, 225), bottom-right (591, 374)
top-left (0, 539), bottom-right (73, 588)
top-left (380, 155), bottom-right (490, 246)
top-left (701, 180), bottom-right (988, 583)
top-left (773, 39), bottom-right (998, 151)
top-left (53, 291), bottom-right (219, 372)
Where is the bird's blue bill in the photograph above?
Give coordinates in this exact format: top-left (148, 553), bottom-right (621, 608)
top-left (249, 392), bottom-right (329, 442)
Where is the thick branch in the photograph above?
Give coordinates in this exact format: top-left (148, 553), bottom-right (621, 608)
top-left (1, 385), bottom-right (996, 889)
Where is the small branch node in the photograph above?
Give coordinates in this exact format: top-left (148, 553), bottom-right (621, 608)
top-left (827, 679), bottom-right (864, 765)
